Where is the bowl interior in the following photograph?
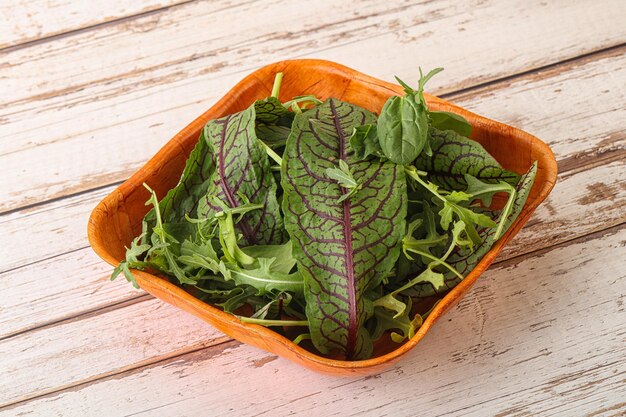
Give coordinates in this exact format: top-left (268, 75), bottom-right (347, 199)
top-left (88, 59), bottom-right (557, 376)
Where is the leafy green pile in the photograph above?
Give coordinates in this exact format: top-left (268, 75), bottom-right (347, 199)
top-left (113, 69), bottom-right (537, 360)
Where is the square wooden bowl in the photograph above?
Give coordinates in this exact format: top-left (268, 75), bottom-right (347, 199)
top-left (88, 59), bottom-right (557, 376)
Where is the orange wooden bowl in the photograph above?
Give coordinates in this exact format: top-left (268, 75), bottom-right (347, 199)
top-left (88, 59), bottom-right (557, 376)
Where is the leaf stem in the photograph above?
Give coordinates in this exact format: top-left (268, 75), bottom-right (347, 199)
top-left (404, 248), bottom-right (464, 280)
top-left (271, 72), bottom-right (283, 98)
top-left (237, 316), bottom-right (308, 327)
top-left (493, 187), bottom-right (517, 240)
top-left (260, 140), bottom-right (283, 166)
top-left (292, 333), bottom-right (312, 345)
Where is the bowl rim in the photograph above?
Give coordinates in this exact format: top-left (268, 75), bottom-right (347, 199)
top-left (88, 59), bottom-right (558, 373)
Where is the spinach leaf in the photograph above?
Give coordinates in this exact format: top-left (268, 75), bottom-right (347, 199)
top-left (415, 128), bottom-right (520, 190)
top-left (281, 98), bottom-right (407, 359)
top-left (429, 111), bottom-right (472, 136)
top-left (377, 69), bottom-right (442, 165)
top-left (197, 103), bottom-right (287, 246)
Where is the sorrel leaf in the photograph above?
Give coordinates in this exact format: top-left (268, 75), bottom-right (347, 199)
top-left (281, 98), bottom-right (407, 359)
top-left (415, 128), bottom-right (520, 190)
top-left (140, 129), bottom-right (215, 243)
top-left (429, 111), bottom-right (472, 136)
top-left (254, 97), bottom-right (294, 148)
top-left (197, 103), bottom-right (286, 245)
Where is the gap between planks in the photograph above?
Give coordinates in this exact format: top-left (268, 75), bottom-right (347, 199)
top-left (2, 42), bottom-right (623, 218)
top-left (2, 1), bottom-right (626, 213)
top-left (1, 145), bottom-right (621, 342)
top-left (1, 222), bottom-right (624, 412)
top-left (1, 0), bottom-right (206, 53)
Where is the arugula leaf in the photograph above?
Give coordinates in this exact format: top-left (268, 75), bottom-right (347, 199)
top-left (464, 174), bottom-right (517, 240)
top-left (240, 241), bottom-right (297, 274)
top-left (429, 111), bottom-right (472, 136)
top-left (415, 128), bottom-right (521, 190)
top-left (219, 259), bottom-right (304, 296)
top-left (325, 159), bottom-right (362, 202)
top-left (282, 98), bottom-right (407, 359)
top-left (370, 297), bottom-right (423, 343)
top-left (406, 166), bottom-right (496, 245)
top-left (251, 292), bottom-right (293, 320)
top-left (406, 162), bottom-right (537, 300)
top-left (197, 103), bottom-right (287, 246)
top-left (111, 234), bottom-right (151, 289)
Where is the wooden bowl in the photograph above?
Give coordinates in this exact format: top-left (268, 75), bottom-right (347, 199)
top-left (88, 59), bottom-right (557, 376)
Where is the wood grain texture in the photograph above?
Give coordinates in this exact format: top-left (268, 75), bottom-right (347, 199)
top-left (0, 298), bottom-right (229, 406)
top-left (3, 158), bottom-right (623, 342)
top-left (2, 0), bottom-right (625, 413)
top-left (3, 228), bottom-right (624, 415)
top-left (84, 59), bottom-right (557, 375)
top-left (0, 0), bottom-right (188, 49)
top-left (1, 0), bottom-right (625, 212)
top-left (2, 49), bottom-right (624, 340)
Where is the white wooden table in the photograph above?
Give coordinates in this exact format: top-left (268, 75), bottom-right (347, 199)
top-left (1, 1), bottom-right (625, 415)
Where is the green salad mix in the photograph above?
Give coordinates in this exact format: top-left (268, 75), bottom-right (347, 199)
top-left (113, 70), bottom-right (536, 360)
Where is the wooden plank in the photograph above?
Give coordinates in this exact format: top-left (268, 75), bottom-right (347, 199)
top-left (3, 226), bottom-right (624, 415)
top-left (1, 158), bottom-right (624, 341)
top-left (0, 297), bottom-right (229, 406)
top-left (1, 0), bottom-right (625, 211)
top-left (0, 186), bottom-right (112, 273)
top-left (1, 49), bottom-right (625, 338)
top-left (0, 248), bottom-right (143, 339)
top-left (0, 0), bottom-right (188, 49)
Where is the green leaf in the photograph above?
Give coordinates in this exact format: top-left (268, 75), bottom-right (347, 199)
top-left (143, 184), bottom-right (197, 285)
top-left (282, 98), bottom-right (408, 359)
top-left (251, 292), bottom-right (293, 320)
top-left (240, 241), bottom-right (297, 274)
top-left (377, 94), bottom-right (427, 165)
top-left (219, 259), bottom-right (304, 296)
top-left (219, 286), bottom-right (258, 313)
top-left (374, 268), bottom-right (445, 318)
top-left (325, 159), bottom-right (359, 189)
top-left (406, 167), bottom-right (496, 246)
top-left (429, 111), bottom-right (472, 136)
top-left (416, 128), bottom-right (521, 190)
top-left (197, 103), bottom-right (287, 246)
top-left (464, 174), bottom-right (517, 240)
top-left (370, 298), bottom-right (423, 343)
top-left (254, 97), bottom-right (295, 148)
top-left (377, 70), bottom-right (442, 165)
top-left (349, 124), bottom-right (382, 160)
top-left (407, 162), bottom-right (538, 299)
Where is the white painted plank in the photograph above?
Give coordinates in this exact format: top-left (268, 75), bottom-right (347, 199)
top-left (2, 159), bottom-right (623, 342)
top-left (0, 186), bottom-right (112, 272)
top-left (0, 297), bottom-right (229, 406)
top-left (1, 0), bottom-right (625, 211)
top-left (0, 247), bottom-right (142, 339)
top-left (3, 228), bottom-right (624, 416)
top-left (0, 0), bottom-right (187, 48)
top-left (1, 50), bottom-right (625, 337)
